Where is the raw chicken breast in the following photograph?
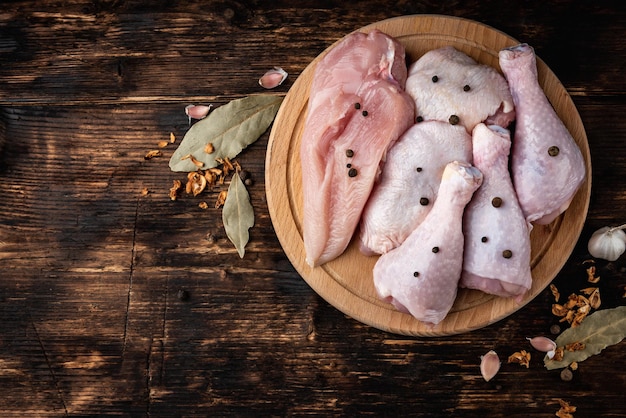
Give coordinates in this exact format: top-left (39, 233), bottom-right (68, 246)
top-left (373, 161), bottom-right (483, 326)
top-left (460, 123), bottom-right (532, 299)
top-left (359, 120), bottom-right (472, 255)
top-left (406, 46), bottom-right (515, 132)
top-left (301, 30), bottom-right (415, 267)
top-left (499, 43), bottom-right (586, 225)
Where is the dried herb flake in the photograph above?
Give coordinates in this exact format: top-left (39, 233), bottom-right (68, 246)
top-left (222, 172), bottom-right (254, 258)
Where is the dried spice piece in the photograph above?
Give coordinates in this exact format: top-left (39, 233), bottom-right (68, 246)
top-left (544, 306), bottom-right (626, 370)
top-left (586, 265), bottom-right (600, 283)
top-left (141, 187), bottom-right (150, 197)
top-left (157, 140), bottom-right (169, 148)
top-left (555, 399), bottom-right (577, 418)
top-left (204, 143), bottom-right (215, 154)
top-left (507, 350), bottom-right (531, 368)
top-left (565, 341), bottom-right (586, 352)
top-left (198, 201), bottom-right (209, 209)
top-left (186, 171), bottom-right (207, 196)
top-left (548, 145), bottom-right (560, 157)
top-left (491, 197), bottom-right (503, 207)
top-left (479, 350), bottom-right (500, 382)
top-left (222, 172), bottom-right (254, 258)
top-left (144, 150), bottom-right (163, 160)
top-left (170, 132), bottom-right (176, 143)
top-left (169, 180), bottom-right (182, 201)
top-left (419, 197), bottom-right (429, 206)
top-left (215, 190), bottom-right (228, 209)
top-left (502, 249), bottom-right (513, 259)
top-left (181, 154), bottom-right (204, 168)
top-left (560, 367), bottom-right (574, 382)
top-left (569, 361), bottom-right (578, 370)
top-left (170, 95), bottom-right (283, 172)
top-left (550, 283), bottom-right (561, 302)
top-left (449, 114), bottom-right (460, 125)
top-left (348, 168), bottom-right (358, 177)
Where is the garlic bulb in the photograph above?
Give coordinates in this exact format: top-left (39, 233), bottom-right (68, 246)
top-left (587, 224), bottom-right (626, 261)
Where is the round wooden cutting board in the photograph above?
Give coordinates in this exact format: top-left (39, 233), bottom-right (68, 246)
top-left (265, 15), bottom-right (592, 336)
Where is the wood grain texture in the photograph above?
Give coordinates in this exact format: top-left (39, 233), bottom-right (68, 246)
top-left (0, 1), bottom-right (624, 416)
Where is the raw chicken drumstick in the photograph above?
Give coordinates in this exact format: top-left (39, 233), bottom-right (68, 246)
top-left (373, 161), bottom-right (483, 326)
top-left (460, 123), bottom-right (532, 299)
top-left (359, 120), bottom-right (472, 255)
top-left (499, 43), bottom-right (586, 224)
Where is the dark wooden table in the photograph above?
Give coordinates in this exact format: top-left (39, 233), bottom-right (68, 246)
top-left (1, 1), bottom-right (625, 416)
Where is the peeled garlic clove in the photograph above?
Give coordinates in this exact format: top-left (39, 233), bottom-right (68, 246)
top-left (587, 225), bottom-right (626, 261)
top-left (527, 336), bottom-right (557, 353)
top-left (480, 350), bottom-right (500, 382)
top-left (185, 104), bottom-right (212, 120)
top-left (259, 67), bottom-right (288, 89)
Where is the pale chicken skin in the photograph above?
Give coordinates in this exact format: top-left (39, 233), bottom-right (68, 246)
top-left (359, 120), bottom-right (472, 255)
top-left (406, 46), bottom-right (515, 133)
top-left (300, 30), bottom-right (415, 267)
top-left (499, 43), bottom-right (586, 224)
top-left (373, 161), bottom-right (483, 326)
top-left (460, 124), bottom-right (532, 299)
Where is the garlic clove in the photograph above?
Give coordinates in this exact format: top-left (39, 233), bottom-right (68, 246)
top-left (259, 67), bottom-right (288, 89)
top-left (480, 350), bottom-right (501, 382)
top-left (527, 336), bottom-right (557, 353)
top-left (185, 104), bottom-right (213, 121)
top-left (587, 226), bottom-right (626, 261)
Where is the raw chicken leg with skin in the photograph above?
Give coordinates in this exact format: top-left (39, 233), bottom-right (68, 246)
top-left (373, 161), bottom-right (483, 326)
top-left (300, 30), bottom-right (415, 267)
top-left (460, 123), bottom-right (532, 299)
top-left (359, 120), bottom-right (472, 255)
top-left (499, 43), bottom-right (586, 225)
top-left (405, 46), bottom-right (515, 133)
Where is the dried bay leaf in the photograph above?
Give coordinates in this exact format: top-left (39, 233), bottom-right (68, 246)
top-left (170, 95), bottom-right (283, 172)
top-left (544, 306), bottom-right (626, 370)
top-left (222, 172), bottom-right (254, 258)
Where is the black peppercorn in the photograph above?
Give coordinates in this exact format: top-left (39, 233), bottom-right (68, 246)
top-left (416, 116), bottom-right (424, 123)
top-left (492, 197), bottom-right (503, 208)
top-left (345, 149), bottom-right (354, 158)
top-left (481, 236), bottom-right (488, 243)
top-left (416, 167), bottom-right (423, 172)
top-left (502, 249), bottom-right (513, 259)
top-left (362, 110), bottom-right (368, 117)
top-left (548, 146), bottom-right (560, 157)
top-left (432, 75), bottom-right (439, 82)
top-left (449, 114), bottom-right (460, 125)
top-left (463, 84), bottom-right (471, 92)
top-left (348, 168), bottom-right (358, 177)
top-left (354, 103), bottom-right (361, 110)
top-left (413, 271), bottom-right (420, 277)
top-left (419, 197), bottom-right (429, 206)
top-left (432, 246), bottom-right (439, 253)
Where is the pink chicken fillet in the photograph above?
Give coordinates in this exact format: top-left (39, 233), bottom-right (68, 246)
top-left (460, 123), bottom-right (532, 299)
top-left (373, 161), bottom-right (483, 326)
top-left (300, 30), bottom-right (415, 267)
top-left (499, 43), bottom-right (586, 224)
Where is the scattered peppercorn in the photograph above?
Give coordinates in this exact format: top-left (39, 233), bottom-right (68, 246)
top-left (346, 163), bottom-right (352, 168)
top-left (416, 116), bottom-right (424, 123)
top-left (354, 103), bottom-right (361, 110)
top-left (502, 249), bottom-right (513, 259)
top-left (239, 170), bottom-right (251, 181)
top-left (413, 271), bottom-right (420, 277)
top-left (492, 197), bottom-right (503, 208)
top-left (481, 236), bottom-right (488, 243)
top-left (449, 114), bottom-right (460, 125)
top-left (560, 368), bottom-right (573, 382)
top-left (345, 149), bottom-right (354, 158)
top-left (416, 167), bottom-right (423, 172)
top-left (362, 110), bottom-right (368, 117)
top-left (432, 246), bottom-right (440, 253)
top-left (419, 197), bottom-right (429, 206)
top-left (432, 75), bottom-right (439, 82)
top-left (244, 178), bottom-right (253, 187)
top-left (550, 324), bottom-right (561, 335)
top-left (463, 84), bottom-right (471, 92)
top-left (548, 146), bottom-right (560, 156)
top-left (348, 168), bottom-right (358, 177)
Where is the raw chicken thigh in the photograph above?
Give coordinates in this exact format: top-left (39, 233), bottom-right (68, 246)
top-left (499, 43), bottom-right (586, 224)
top-left (406, 46), bottom-right (515, 132)
top-left (460, 123), bottom-right (532, 299)
top-left (300, 30), bottom-right (415, 267)
top-left (359, 120), bottom-right (472, 255)
top-left (373, 161), bottom-right (483, 325)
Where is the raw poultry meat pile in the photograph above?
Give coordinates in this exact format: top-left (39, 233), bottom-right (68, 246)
top-left (299, 30), bottom-right (586, 326)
